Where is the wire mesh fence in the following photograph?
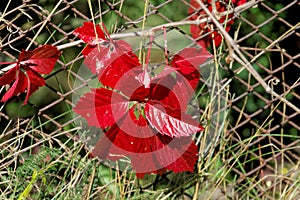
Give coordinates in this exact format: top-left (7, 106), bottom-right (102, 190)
top-left (0, 0), bottom-right (299, 199)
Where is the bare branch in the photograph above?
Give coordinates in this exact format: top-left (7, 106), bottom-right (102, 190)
top-left (195, 0), bottom-right (300, 114)
top-left (56, 0), bottom-right (257, 51)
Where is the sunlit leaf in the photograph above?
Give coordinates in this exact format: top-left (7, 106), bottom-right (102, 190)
top-left (145, 102), bottom-right (203, 138)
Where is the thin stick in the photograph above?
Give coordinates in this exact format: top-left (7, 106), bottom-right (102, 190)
top-left (26, 0), bottom-right (64, 50)
top-left (195, 0), bottom-right (300, 114)
top-left (163, 26), bottom-right (169, 66)
top-left (56, 19), bottom-right (209, 51)
top-left (250, 22), bottom-right (300, 63)
top-left (55, 1), bottom-right (256, 51)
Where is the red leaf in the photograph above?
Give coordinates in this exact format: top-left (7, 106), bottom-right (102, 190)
top-left (90, 108), bottom-right (160, 160)
top-left (81, 45), bottom-right (96, 57)
top-left (164, 139), bottom-right (198, 173)
top-left (102, 66), bottom-right (150, 102)
top-left (149, 81), bottom-right (183, 111)
top-left (0, 65), bottom-right (18, 86)
top-left (73, 22), bottom-right (105, 44)
top-left (24, 66), bottom-right (45, 104)
top-left (171, 47), bottom-right (212, 89)
top-left (131, 137), bottom-right (198, 177)
top-left (232, 0), bottom-right (247, 6)
top-left (0, 45), bottom-right (61, 104)
top-left (0, 67), bottom-right (27, 102)
top-left (189, 0), bottom-right (247, 48)
top-left (115, 67), bottom-right (191, 112)
top-left (73, 22), bottom-right (106, 57)
top-left (73, 22), bottom-right (205, 178)
top-left (74, 22), bottom-right (141, 86)
top-left (149, 67), bottom-right (194, 111)
top-left (145, 102), bottom-right (203, 138)
top-left (149, 66), bottom-right (199, 112)
top-left (84, 40), bottom-right (141, 88)
top-left (73, 88), bottom-right (130, 129)
top-left (91, 108), bottom-right (198, 178)
top-left (19, 45), bottom-right (62, 74)
top-left (168, 48), bottom-right (213, 108)
top-left (129, 85), bottom-right (150, 102)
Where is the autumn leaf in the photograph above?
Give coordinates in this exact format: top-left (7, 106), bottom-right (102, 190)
top-left (75, 66), bottom-right (202, 176)
top-left (73, 21), bottom-right (106, 56)
top-left (18, 45), bottom-right (62, 74)
top-left (73, 88), bottom-right (130, 129)
top-left (232, 0), bottom-right (247, 6)
top-left (0, 45), bottom-right (61, 104)
top-left (75, 67), bottom-right (202, 136)
top-left (85, 41), bottom-right (141, 88)
top-left (74, 22), bottom-right (141, 88)
top-left (171, 47), bottom-right (212, 89)
top-left (145, 102), bottom-right (203, 138)
top-left (73, 23), bottom-right (210, 178)
top-left (90, 107), bottom-right (199, 178)
top-left (189, 0), bottom-right (247, 48)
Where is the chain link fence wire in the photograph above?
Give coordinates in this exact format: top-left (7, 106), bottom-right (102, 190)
top-left (0, 0), bottom-right (299, 198)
